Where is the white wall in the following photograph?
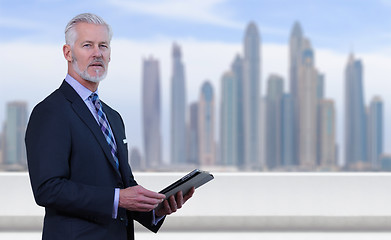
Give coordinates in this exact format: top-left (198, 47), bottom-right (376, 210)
top-left (1, 172), bottom-right (391, 231)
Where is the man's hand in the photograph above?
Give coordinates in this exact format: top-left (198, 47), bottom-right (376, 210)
top-left (119, 185), bottom-right (166, 212)
top-left (155, 187), bottom-right (195, 217)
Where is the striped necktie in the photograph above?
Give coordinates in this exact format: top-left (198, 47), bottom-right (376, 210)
top-left (90, 93), bottom-right (119, 169)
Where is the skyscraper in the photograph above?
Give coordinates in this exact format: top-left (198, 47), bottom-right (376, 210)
top-left (198, 81), bottom-right (215, 166)
top-left (187, 102), bottom-right (199, 165)
top-left (316, 74), bottom-right (325, 165)
top-left (367, 96), bottom-right (383, 170)
top-left (129, 147), bottom-right (143, 171)
top-left (171, 43), bottom-right (187, 165)
top-left (289, 21), bottom-right (304, 166)
top-left (298, 39), bottom-right (318, 169)
top-left (0, 127), bottom-right (4, 166)
top-left (319, 99), bottom-right (337, 169)
top-left (265, 74), bottom-right (284, 169)
top-left (243, 22), bottom-right (261, 169)
top-left (281, 94), bottom-right (294, 167)
top-left (231, 54), bottom-right (245, 169)
top-left (380, 154), bottom-right (391, 171)
top-left (220, 71), bottom-right (237, 166)
top-left (345, 53), bottom-right (367, 169)
top-left (4, 101), bottom-right (28, 170)
top-left (142, 57), bottom-right (162, 168)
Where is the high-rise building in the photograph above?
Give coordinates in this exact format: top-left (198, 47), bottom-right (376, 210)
top-left (129, 147), bottom-right (143, 171)
top-left (265, 74), bottom-right (284, 169)
top-left (367, 96), bottom-right (383, 170)
top-left (243, 21), bottom-right (261, 170)
top-left (345, 53), bottom-right (367, 169)
top-left (318, 99), bottom-right (337, 169)
top-left (4, 101), bottom-right (28, 170)
top-left (220, 71), bottom-right (237, 166)
top-left (198, 81), bottom-right (215, 166)
top-left (171, 43), bottom-right (187, 165)
top-left (289, 21), bottom-right (304, 166)
top-left (298, 39), bottom-right (318, 169)
top-left (281, 94), bottom-right (294, 167)
top-left (142, 57), bottom-right (162, 169)
top-left (380, 154), bottom-right (391, 171)
top-left (231, 54), bottom-right (245, 169)
top-left (187, 102), bottom-right (199, 165)
top-left (0, 127), bottom-right (4, 167)
top-left (316, 74), bottom-right (325, 165)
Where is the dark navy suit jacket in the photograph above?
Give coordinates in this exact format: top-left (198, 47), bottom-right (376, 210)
top-left (25, 81), bottom-right (164, 240)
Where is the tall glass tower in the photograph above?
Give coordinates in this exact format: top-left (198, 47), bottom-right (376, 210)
top-left (142, 57), bottom-right (162, 169)
top-left (231, 54), bottom-right (245, 169)
top-left (243, 22), bottom-right (261, 169)
top-left (265, 74), bottom-right (284, 170)
top-left (4, 101), bottom-right (27, 169)
top-left (289, 21), bottom-right (304, 166)
top-left (282, 94), bottom-right (294, 167)
top-left (199, 81), bottom-right (215, 166)
top-left (319, 99), bottom-right (336, 169)
top-left (171, 43), bottom-right (187, 165)
top-left (345, 53), bottom-right (367, 168)
top-left (187, 102), bottom-right (199, 165)
top-left (367, 96), bottom-right (383, 170)
top-left (298, 39), bottom-right (318, 169)
top-left (220, 71), bottom-right (237, 166)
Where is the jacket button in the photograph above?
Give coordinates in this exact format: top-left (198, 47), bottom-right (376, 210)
top-left (120, 217), bottom-right (125, 221)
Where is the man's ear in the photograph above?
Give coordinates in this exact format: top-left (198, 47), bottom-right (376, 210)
top-left (63, 44), bottom-right (72, 62)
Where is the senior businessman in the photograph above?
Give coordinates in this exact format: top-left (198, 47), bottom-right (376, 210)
top-left (25, 13), bottom-right (194, 240)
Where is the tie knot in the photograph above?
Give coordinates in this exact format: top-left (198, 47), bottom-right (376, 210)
top-left (90, 93), bottom-right (99, 104)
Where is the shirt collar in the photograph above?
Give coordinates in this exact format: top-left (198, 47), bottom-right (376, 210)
top-left (65, 74), bottom-right (98, 101)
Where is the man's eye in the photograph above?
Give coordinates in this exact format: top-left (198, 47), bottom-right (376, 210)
top-left (83, 44), bottom-right (92, 48)
top-left (100, 45), bottom-right (108, 49)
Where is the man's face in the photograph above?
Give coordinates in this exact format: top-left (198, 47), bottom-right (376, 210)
top-left (69, 22), bottom-right (111, 83)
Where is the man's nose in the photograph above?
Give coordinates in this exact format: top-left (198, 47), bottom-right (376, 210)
top-left (92, 45), bottom-right (103, 57)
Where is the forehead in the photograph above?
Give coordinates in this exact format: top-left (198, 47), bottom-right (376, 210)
top-left (74, 22), bottom-right (109, 42)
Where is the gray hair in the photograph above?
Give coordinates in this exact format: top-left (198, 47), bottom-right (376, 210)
top-left (65, 13), bottom-right (113, 46)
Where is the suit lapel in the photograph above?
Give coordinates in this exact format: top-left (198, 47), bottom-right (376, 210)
top-left (103, 106), bottom-right (133, 185)
top-left (59, 81), bottom-right (122, 178)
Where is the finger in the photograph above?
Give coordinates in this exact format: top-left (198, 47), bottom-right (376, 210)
top-left (135, 202), bottom-right (159, 212)
top-left (169, 195), bottom-right (177, 212)
top-left (175, 191), bottom-right (184, 209)
top-left (183, 187), bottom-right (195, 203)
top-left (139, 195), bottom-right (164, 206)
top-left (140, 187), bottom-right (166, 200)
top-left (163, 200), bottom-right (172, 214)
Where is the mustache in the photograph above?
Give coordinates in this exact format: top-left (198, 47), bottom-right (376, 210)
top-left (88, 58), bottom-right (105, 68)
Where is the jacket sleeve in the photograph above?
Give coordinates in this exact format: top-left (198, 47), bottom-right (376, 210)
top-left (25, 101), bottom-right (114, 224)
top-left (128, 210), bottom-right (166, 233)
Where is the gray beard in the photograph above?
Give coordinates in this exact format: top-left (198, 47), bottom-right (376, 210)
top-left (72, 56), bottom-right (107, 83)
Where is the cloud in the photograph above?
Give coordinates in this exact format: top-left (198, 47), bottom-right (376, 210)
top-left (108, 0), bottom-right (243, 29)
top-left (0, 16), bottom-right (43, 30)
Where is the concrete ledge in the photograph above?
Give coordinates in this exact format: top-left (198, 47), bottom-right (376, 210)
top-left (2, 216), bottom-right (391, 232)
top-left (153, 216), bottom-right (391, 232)
top-left (0, 216), bottom-right (43, 231)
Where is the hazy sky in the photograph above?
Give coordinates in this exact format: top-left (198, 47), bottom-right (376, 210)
top-left (1, 0), bottom-right (391, 163)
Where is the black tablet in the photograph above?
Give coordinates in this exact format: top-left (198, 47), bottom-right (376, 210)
top-left (159, 169), bottom-right (214, 199)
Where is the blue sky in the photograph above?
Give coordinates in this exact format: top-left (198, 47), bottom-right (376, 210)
top-left (2, 0), bottom-right (391, 50)
top-left (1, 0), bottom-right (391, 163)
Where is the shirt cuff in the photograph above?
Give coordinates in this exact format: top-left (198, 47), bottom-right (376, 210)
top-left (112, 188), bottom-right (120, 219)
top-left (152, 209), bottom-right (165, 225)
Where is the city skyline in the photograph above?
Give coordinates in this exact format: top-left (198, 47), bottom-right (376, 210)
top-left (1, 20), bottom-right (389, 171)
top-left (1, 1), bottom-right (391, 166)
